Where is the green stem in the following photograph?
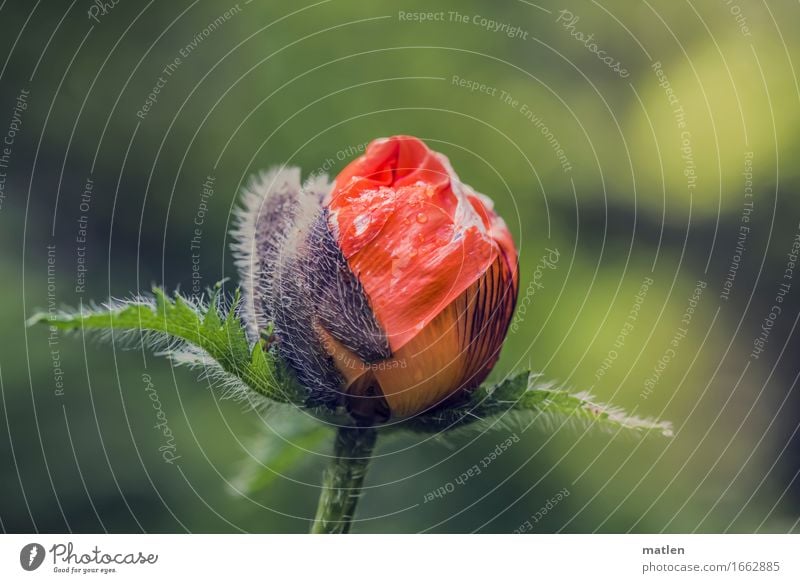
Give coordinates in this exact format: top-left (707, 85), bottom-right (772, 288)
top-left (311, 425), bottom-right (377, 534)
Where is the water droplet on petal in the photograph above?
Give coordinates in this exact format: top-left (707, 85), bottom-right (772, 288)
top-left (354, 214), bottom-right (370, 236)
top-left (416, 212), bottom-right (427, 224)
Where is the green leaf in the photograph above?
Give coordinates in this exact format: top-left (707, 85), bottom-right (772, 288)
top-left (27, 285), bottom-right (305, 405)
top-left (229, 416), bottom-right (332, 496)
top-left (28, 288), bottom-right (672, 439)
top-left (404, 371), bottom-right (673, 438)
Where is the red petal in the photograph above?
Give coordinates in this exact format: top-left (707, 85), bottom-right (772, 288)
top-left (332, 135), bottom-right (451, 197)
top-left (328, 136), bottom-right (516, 352)
top-left (466, 191), bottom-right (519, 292)
top-left (323, 252), bottom-right (519, 419)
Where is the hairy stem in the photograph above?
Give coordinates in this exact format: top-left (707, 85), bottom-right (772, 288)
top-left (311, 425), bottom-right (377, 534)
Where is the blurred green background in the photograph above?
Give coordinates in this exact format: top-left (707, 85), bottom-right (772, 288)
top-left (2, 0), bottom-right (799, 533)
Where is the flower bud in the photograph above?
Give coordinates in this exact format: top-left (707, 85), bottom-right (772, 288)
top-left (234, 136), bottom-right (518, 422)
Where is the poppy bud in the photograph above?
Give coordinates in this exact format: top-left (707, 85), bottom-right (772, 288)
top-left (234, 136), bottom-right (518, 423)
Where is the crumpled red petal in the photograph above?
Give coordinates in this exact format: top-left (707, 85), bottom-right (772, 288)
top-left (327, 135), bottom-right (517, 352)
